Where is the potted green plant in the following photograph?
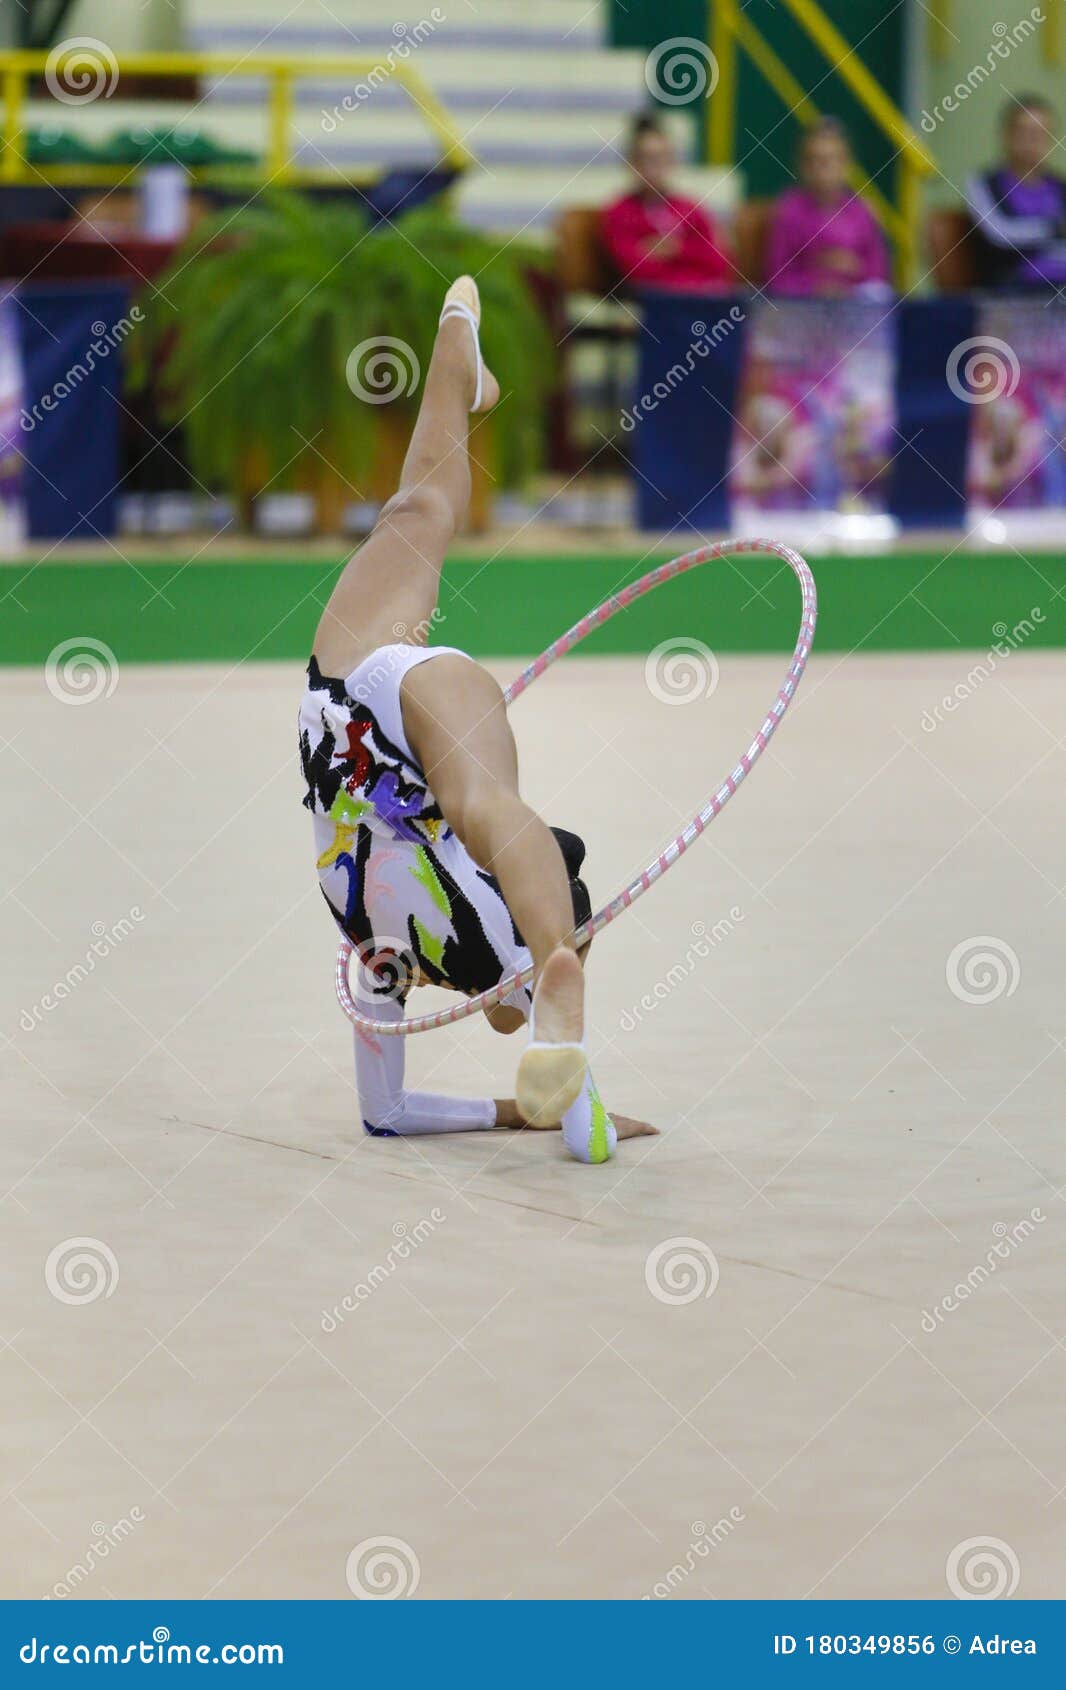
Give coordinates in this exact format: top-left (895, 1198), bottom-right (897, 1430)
top-left (129, 193), bottom-right (554, 533)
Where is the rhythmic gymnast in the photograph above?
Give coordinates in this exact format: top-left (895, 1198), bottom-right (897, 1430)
top-left (299, 277), bottom-right (655, 1164)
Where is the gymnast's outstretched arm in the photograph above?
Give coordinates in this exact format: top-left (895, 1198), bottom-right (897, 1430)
top-left (353, 994), bottom-right (498, 1136)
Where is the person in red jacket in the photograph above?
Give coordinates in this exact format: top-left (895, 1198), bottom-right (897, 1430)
top-left (601, 113), bottom-right (734, 293)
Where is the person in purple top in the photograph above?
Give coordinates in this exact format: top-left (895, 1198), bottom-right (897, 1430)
top-left (764, 118), bottom-right (891, 298)
top-left (966, 96), bottom-right (1066, 290)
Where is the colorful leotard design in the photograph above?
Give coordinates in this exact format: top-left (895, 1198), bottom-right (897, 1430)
top-left (299, 650), bottom-right (588, 1000)
top-left (299, 644), bottom-right (603, 1150)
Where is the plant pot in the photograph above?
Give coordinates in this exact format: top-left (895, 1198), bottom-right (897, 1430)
top-left (313, 462), bottom-right (358, 537)
top-left (368, 409), bottom-right (409, 506)
top-left (237, 442), bottom-right (359, 536)
top-left (466, 421), bottom-right (496, 535)
top-left (366, 407), bottom-right (495, 534)
top-left (236, 444), bottom-right (271, 532)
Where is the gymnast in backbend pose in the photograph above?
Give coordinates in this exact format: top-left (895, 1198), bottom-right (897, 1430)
top-left (299, 277), bottom-right (654, 1163)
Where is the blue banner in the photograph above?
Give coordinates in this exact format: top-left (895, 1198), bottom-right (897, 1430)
top-left (888, 298), bottom-right (974, 530)
top-left (14, 282), bottom-right (131, 542)
top-left (632, 291), bottom-right (747, 533)
top-left (1, 1600), bottom-right (1063, 1683)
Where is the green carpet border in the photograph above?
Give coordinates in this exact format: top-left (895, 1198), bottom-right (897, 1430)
top-left (1, 551), bottom-right (1062, 665)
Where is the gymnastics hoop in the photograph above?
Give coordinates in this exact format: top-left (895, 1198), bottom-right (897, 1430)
top-left (336, 536), bottom-right (816, 1037)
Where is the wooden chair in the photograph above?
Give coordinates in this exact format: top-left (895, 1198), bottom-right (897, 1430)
top-left (926, 207), bottom-right (978, 291)
top-left (555, 205), bottom-right (617, 296)
top-left (731, 197), bottom-right (773, 290)
top-left (553, 206), bottom-right (637, 472)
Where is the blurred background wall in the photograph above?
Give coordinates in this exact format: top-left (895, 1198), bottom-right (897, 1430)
top-left (916, 0), bottom-right (1062, 198)
top-left (55, 0), bottom-right (183, 53)
top-left (1, 0), bottom-right (1064, 570)
top-left (612, 0), bottom-right (907, 197)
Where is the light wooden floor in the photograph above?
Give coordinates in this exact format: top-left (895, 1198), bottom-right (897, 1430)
top-left (1, 650), bottom-right (1062, 1600)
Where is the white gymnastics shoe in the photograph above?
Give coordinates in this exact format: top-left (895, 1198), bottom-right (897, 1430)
top-left (517, 948), bottom-right (586, 1128)
top-left (561, 1069), bottom-right (617, 1165)
top-left (438, 276), bottom-right (498, 413)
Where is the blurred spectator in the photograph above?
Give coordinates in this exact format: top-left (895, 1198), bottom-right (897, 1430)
top-left (966, 96), bottom-right (1066, 291)
top-left (601, 114), bottom-right (733, 293)
top-left (765, 118), bottom-right (890, 297)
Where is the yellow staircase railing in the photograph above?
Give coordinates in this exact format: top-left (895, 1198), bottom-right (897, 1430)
top-left (706, 0), bottom-right (935, 288)
top-left (0, 48), bottom-right (474, 190)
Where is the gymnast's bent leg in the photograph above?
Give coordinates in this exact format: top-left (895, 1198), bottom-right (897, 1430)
top-left (402, 651), bottom-right (587, 1126)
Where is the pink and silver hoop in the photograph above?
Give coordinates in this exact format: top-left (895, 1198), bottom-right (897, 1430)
top-left (336, 536), bottom-right (817, 1037)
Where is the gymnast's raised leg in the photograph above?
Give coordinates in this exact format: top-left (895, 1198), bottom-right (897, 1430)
top-left (312, 278), bottom-right (588, 1129)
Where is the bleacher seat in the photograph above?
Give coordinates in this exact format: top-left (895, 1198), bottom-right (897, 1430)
top-left (14, 3), bottom-right (741, 241)
top-left (181, 0), bottom-right (739, 236)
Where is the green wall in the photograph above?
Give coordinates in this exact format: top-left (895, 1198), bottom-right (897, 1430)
top-left (62, 0), bottom-right (183, 52)
top-left (610, 0), bottom-right (907, 197)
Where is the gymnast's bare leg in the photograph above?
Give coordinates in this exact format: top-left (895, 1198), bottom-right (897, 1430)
top-left (313, 279), bottom-right (586, 1126)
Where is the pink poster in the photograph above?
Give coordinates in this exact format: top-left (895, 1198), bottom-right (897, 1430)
top-left (966, 301), bottom-right (1066, 511)
top-left (728, 299), bottom-right (895, 514)
top-left (0, 289), bottom-right (26, 548)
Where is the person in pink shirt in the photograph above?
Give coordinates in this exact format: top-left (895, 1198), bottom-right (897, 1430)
top-left (765, 118), bottom-right (891, 297)
top-left (601, 114), bottom-right (734, 293)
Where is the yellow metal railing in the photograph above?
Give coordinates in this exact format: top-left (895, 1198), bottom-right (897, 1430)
top-left (0, 49), bottom-right (474, 189)
top-left (706, 0), bottom-right (935, 287)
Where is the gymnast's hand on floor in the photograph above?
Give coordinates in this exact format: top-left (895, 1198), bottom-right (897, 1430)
top-left (494, 1100), bottom-right (657, 1139)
